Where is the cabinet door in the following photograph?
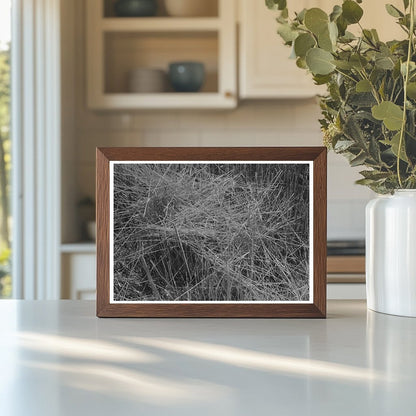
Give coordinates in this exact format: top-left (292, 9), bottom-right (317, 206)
top-left (238, 0), bottom-right (403, 99)
top-left (62, 253), bottom-right (96, 300)
top-left (239, 0), bottom-right (327, 99)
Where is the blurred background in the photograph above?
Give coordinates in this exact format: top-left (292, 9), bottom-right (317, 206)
top-left (1, 0), bottom-right (404, 300)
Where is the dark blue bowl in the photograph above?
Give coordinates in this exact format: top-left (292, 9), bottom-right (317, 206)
top-left (114, 0), bottom-right (158, 17)
top-left (168, 62), bottom-right (205, 93)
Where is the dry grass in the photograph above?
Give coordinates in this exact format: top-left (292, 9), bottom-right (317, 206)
top-left (113, 163), bottom-right (310, 302)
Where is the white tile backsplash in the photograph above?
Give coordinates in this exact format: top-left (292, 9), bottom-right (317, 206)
top-left (74, 101), bottom-right (370, 240)
top-left (327, 153), bottom-right (374, 201)
top-left (142, 130), bottom-right (201, 147)
top-left (133, 112), bottom-right (180, 130)
top-left (328, 199), bottom-right (368, 240)
top-left (178, 111), bottom-right (227, 130)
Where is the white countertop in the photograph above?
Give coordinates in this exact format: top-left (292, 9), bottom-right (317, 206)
top-left (0, 300), bottom-right (415, 415)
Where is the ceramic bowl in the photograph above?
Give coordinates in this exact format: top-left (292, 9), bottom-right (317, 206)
top-left (128, 68), bottom-right (167, 93)
top-left (164, 0), bottom-right (218, 17)
top-left (168, 62), bottom-right (205, 92)
top-left (114, 0), bottom-right (158, 17)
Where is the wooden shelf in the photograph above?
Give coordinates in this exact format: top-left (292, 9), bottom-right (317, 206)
top-left (89, 92), bottom-right (235, 110)
top-left (61, 243), bottom-right (96, 254)
top-left (327, 256), bottom-right (365, 284)
top-left (101, 17), bottom-right (221, 32)
top-left (327, 256), bottom-right (365, 274)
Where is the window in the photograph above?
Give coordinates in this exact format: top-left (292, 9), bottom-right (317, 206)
top-left (0, 0), bottom-right (11, 298)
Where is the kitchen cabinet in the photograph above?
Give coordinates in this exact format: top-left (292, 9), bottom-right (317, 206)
top-left (239, 0), bottom-right (326, 99)
top-left (86, 0), bottom-right (237, 109)
top-left (327, 256), bottom-right (366, 300)
top-left (61, 245), bottom-right (96, 300)
top-left (238, 0), bottom-right (404, 99)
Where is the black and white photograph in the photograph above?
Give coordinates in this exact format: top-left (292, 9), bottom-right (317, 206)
top-left (110, 161), bottom-right (312, 304)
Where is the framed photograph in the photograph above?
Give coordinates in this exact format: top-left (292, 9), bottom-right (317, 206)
top-left (96, 147), bottom-right (327, 318)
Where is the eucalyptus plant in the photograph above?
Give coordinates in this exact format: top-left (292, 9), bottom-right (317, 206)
top-left (267, 0), bottom-right (416, 193)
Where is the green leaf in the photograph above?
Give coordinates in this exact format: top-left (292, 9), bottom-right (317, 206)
top-left (381, 132), bottom-right (409, 162)
top-left (385, 4), bottom-right (404, 18)
top-left (363, 29), bottom-right (376, 46)
top-left (289, 44), bottom-right (297, 59)
top-left (334, 140), bottom-right (355, 151)
top-left (296, 8), bottom-right (307, 23)
top-left (266, 0), bottom-right (287, 11)
top-left (296, 57), bottom-right (308, 69)
top-left (336, 15), bottom-right (348, 36)
top-left (407, 82), bottom-right (416, 99)
top-left (339, 31), bottom-right (356, 43)
top-left (318, 27), bottom-right (334, 52)
top-left (277, 23), bottom-right (298, 43)
top-left (313, 74), bottom-right (332, 85)
top-left (350, 152), bottom-right (367, 167)
top-left (399, 14), bottom-right (411, 29)
top-left (344, 114), bottom-right (367, 147)
top-left (360, 170), bottom-right (392, 181)
top-left (306, 48), bottom-right (335, 75)
top-left (348, 92), bottom-right (377, 107)
top-left (350, 54), bottom-right (368, 70)
top-left (375, 55), bottom-right (395, 70)
top-left (408, 109), bottom-right (416, 137)
top-left (333, 60), bottom-right (353, 70)
top-left (356, 79), bottom-right (372, 92)
top-left (328, 21), bottom-right (338, 44)
top-left (401, 61), bottom-right (416, 77)
top-left (371, 29), bottom-right (380, 42)
top-left (355, 178), bottom-right (377, 186)
top-left (330, 5), bottom-right (342, 22)
top-left (369, 136), bottom-right (382, 163)
top-left (276, 15), bottom-right (287, 24)
top-left (304, 8), bottom-right (329, 35)
top-left (378, 78), bottom-right (386, 100)
top-left (294, 33), bottom-right (316, 58)
top-left (342, 0), bottom-right (364, 24)
top-left (403, 0), bottom-right (410, 10)
top-left (372, 101), bottom-right (404, 131)
top-left (393, 60), bottom-right (402, 79)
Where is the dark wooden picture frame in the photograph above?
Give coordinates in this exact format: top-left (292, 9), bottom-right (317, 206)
top-left (96, 147), bottom-right (327, 318)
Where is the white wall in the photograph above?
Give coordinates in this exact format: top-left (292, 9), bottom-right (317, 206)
top-left (64, 0), bottom-right (374, 243)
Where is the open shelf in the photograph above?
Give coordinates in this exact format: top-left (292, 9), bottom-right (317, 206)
top-left (327, 256), bottom-right (365, 274)
top-left (87, 0), bottom-right (236, 109)
top-left (91, 92), bottom-right (234, 109)
top-left (104, 31), bottom-right (218, 94)
top-left (327, 256), bottom-right (365, 284)
top-left (102, 17), bottom-right (220, 32)
top-left (61, 242), bottom-right (96, 254)
top-left (104, 0), bottom-right (219, 18)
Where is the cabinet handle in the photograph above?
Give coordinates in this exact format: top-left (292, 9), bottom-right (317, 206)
top-left (225, 91), bottom-right (234, 99)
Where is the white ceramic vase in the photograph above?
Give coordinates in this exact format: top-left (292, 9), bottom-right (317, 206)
top-left (366, 190), bottom-right (416, 317)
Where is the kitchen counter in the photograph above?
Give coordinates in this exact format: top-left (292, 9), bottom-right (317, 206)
top-left (0, 300), bottom-right (415, 415)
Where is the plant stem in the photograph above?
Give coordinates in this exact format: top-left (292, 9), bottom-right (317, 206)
top-left (398, 0), bottom-right (415, 188)
top-left (359, 69), bottom-right (381, 104)
top-left (334, 68), bottom-right (358, 84)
